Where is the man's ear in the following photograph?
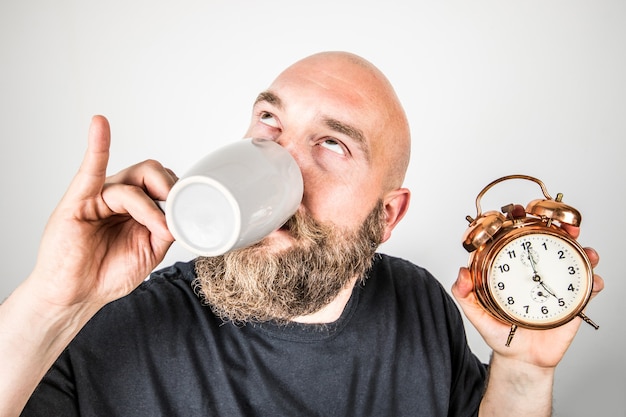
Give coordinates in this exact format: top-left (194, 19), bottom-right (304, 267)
top-left (380, 188), bottom-right (411, 243)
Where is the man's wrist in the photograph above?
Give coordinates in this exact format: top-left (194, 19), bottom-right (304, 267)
top-left (480, 353), bottom-right (555, 416)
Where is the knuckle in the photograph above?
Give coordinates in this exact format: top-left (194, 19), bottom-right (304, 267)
top-left (140, 159), bottom-right (164, 171)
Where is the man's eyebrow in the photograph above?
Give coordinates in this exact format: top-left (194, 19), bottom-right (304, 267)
top-left (254, 91), bottom-right (283, 109)
top-left (324, 118), bottom-right (370, 162)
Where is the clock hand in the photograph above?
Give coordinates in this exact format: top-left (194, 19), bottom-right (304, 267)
top-left (525, 248), bottom-right (559, 299)
top-left (526, 248), bottom-right (541, 282)
top-left (539, 281), bottom-right (559, 299)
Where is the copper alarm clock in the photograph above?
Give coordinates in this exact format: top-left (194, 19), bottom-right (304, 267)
top-left (462, 175), bottom-right (598, 346)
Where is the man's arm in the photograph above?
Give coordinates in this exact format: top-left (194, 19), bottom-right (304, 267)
top-left (452, 243), bottom-right (603, 417)
top-left (0, 116), bottom-right (177, 416)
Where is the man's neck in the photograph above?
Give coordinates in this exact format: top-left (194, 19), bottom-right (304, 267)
top-left (291, 276), bottom-right (358, 324)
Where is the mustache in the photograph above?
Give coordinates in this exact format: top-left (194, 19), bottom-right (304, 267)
top-left (282, 201), bottom-right (386, 250)
top-left (281, 209), bottom-right (329, 244)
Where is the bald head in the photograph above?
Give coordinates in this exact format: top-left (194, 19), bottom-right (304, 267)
top-left (270, 52), bottom-right (411, 191)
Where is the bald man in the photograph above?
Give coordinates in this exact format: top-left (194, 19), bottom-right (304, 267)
top-left (0, 52), bottom-right (603, 416)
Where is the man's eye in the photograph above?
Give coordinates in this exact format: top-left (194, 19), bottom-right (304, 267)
top-left (320, 139), bottom-right (345, 155)
top-left (259, 112), bottom-right (279, 128)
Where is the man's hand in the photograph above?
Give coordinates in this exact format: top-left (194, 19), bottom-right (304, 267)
top-left (29, 115), bottom-right (177, 310)
top-left (452, 225), bottom-right (603, 365)
top-left (0, 115), bottom-right (178, 416)
top-left (451, 223), bottom-right (604, 415)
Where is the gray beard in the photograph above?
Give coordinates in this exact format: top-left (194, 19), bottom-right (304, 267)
top-left (193, 201), bottom-right (385, 324)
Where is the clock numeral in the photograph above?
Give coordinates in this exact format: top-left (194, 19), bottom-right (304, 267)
top-left (497, 282), bottom-right (505, 290)
top-left (568, 284), bottom-right (575, 292)
top-left (521, 241), bottom-right (532, 251)
top-left (507, 250), bottom-right (516, 259)
top-left (541, 306), bottom-right (549, 315)
top-left (498, 264), bottom-right (510, 273)
top-left (557, 250), bottom-right (566, 259)
top-left (558, 298), bottom-right (565, 307)
top-left (523, 305), bottom-right (529, 313)
top-left (542, 242), bottom-right (548, 250)
top-left (507, 297), bottom-right (515, 305)
top-left (568, 266), bottom-right (576, 275)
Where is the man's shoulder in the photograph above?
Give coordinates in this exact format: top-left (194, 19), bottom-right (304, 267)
top-left (370, 253), bottom-right (443, 289)
top-left (75, 260), bottom-right (202, 341)
top-left (146, 259), bottom-right (198, 287)
top-left (114, 259), bottom-right (200, 307)
top-left (368, 253), bottom-right (458, 313)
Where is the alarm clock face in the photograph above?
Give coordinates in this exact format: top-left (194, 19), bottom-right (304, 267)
top-left (488, 230), bottom-right (592, 328)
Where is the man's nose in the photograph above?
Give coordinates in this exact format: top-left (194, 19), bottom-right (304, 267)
top-left (273, 135), bottom-right (304, 171)
top-left (271, 135), bottom-right (311, 205)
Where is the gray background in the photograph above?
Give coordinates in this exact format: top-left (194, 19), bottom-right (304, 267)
top-left (1, 1), bottom-right (623, 415)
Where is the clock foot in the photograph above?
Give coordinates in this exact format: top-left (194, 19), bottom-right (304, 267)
top-left (505, 324), bottom-right (518, 347)
top-left (578, 312), bottom-right (599, 330)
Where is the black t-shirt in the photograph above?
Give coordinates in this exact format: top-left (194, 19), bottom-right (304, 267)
top-left (23, 254), bottom-right (486, 416)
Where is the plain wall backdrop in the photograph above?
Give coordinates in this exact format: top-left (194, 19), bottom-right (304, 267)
top-left (1, 1), bottom-right (623, 415)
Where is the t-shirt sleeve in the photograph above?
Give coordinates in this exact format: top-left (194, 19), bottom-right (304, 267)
top-left (438, 279), bottom-right (488, 416)
top-left (21, 349), bottom-right (79, 416)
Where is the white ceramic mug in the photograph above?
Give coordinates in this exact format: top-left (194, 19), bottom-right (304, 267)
top-left (161, 138), bottom-right (303, 256)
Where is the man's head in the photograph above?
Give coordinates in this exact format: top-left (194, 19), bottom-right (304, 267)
top-left (195, 52), bottom-right (411, 323)
top-left (246, 51), bottom-right (411, 244)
